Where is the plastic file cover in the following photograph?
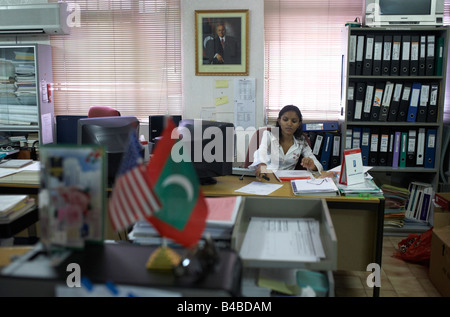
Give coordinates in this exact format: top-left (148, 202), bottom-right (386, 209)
top-left (239, 217), bottom-right (325, 263)
top-left (290, 178), bottom-right (339, 196)
top-left (231, 196), bottom-right (337, 271)
top-left (336, 178), bottom-right (383, 197)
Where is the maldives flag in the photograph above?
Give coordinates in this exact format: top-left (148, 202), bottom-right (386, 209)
top-left (146, 117), bottom-right (207, 247)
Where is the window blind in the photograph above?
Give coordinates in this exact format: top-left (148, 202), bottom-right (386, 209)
top-left (264, 0), bottom-right (363, 122)
top-left (49, 0), bottom-right (450, 124)
top-left (264, 0), bottom-right (450, 123)
top-left (50, 0), bottom-right (182, 124)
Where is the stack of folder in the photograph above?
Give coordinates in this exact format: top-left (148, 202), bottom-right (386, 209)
top-left (335, 178), bottom-right (383, 198)
top-left (0, 195), bottom-right (35, 224)
top-left (129, 196), bottom-right (242, 244)
top-left (0, 50), bottom-right (38, 125)
top-left (304, 122), bottom-right (341, 170)
top-left (349, 33), bottom-right (444, 77)
top-left (404, 181), bottom-right (434, 223)
top-left (344, 126), bottom-right (436, 168)
top-left (381, 184), bottom-right (410, 228)
top-left (347, 80), bottom-right (439, 123)
top-left (290, 178), bottom-right (339, 197)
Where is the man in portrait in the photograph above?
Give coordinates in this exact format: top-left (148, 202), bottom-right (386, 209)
top-left (204, 21), bottom-right (241, 65)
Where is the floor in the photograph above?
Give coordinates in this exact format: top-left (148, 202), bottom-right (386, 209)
top-left (333, 235), bottom-right (442, 297)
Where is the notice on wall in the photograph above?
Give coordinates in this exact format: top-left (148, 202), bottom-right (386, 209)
top-left (234, 78), bottom-right (255, 129)
top-left (41, 113), bottom-right (53, 144)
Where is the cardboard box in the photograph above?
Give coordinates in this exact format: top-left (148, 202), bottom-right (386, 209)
top-left (429, 226), bottom-right (450, 297)
top-left (434, 206), bottom-right (450, 229)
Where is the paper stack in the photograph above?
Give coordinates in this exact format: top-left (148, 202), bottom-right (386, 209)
top-left (0, 195), bottom-right (35, 224)
top-left (291, 178), bottom-right (339, 197)
top-left (336, 178), bottom-right (384, 197)
top-left (129, 196), bottom-right (242, 244)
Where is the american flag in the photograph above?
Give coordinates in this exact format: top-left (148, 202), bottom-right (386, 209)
top-left (109, 131), bottom-right (161, 231)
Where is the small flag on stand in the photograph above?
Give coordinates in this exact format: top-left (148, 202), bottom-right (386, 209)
top-left (146, 117), bottom-right (208, 248)
top-left (109, 130), bottom-right (161, 231)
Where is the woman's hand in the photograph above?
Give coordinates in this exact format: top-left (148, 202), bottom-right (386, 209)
top-left (301, 157), bottom-right (317, 170)
top-left (318, 171), bottom-right (336, 179)
top-left (255, 163), bottom-right (270, 181)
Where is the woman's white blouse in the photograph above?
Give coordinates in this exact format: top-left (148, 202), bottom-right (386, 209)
top-left (249, 130), bottom-right (323, 173)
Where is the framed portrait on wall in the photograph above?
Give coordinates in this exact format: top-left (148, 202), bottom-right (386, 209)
top-left (195, 10), bottom-right (249, 76)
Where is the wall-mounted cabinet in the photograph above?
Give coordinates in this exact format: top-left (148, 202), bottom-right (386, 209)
top-left (340, 26), bottom-right (449, 233)
top-left (0, 44), bottom-right (55, 148)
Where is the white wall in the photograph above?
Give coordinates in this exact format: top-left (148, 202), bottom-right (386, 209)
top-left (181, 0), bottom-right (265, 128)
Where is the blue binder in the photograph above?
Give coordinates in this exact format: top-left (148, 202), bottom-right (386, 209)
top-left (369, 128), bottom-right (379, 166)
top-left (320, 132), bottom-right (333, 170)
top-left (302, 121), bottom-right (339, 132)
top-left (406, 82), bottom-right (422, 122)
top-left (360, 127), bottom-right (371, 166)
top-left (424, 129), bottom-right (437, 169)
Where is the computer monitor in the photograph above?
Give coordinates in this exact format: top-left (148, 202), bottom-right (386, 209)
top-left (149, 115), bottom-right (182, 143)
top-left (56, 115), bottom-right (88, 144)
top-left (77, 116), bottom-right (140, 186)
top-left (176, 119), bottom-right (234, 185)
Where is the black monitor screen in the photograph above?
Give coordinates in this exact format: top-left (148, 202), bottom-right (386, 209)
top-left (77, 116), bottom-right (140, 185)
top-left (177, 119), bottom-right (234, 185)
top-left (149, 115), bottom-right (182, 142)
top-left (56, 115), bottom-right (87, 144)
top-left (379, 0), bottom-right (431, 15)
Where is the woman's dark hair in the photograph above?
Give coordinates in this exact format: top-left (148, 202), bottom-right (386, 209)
top-left (275, 105), bottom-right (304, 139)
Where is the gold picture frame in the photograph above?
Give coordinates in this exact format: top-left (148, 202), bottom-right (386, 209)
top-left (195, 10), bottom-right (249, 76)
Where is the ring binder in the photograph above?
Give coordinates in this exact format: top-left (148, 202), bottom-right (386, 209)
top-left (410, 35), bottom-right (419, 76)
top-left (416, 84), bottom-right (430, 122)
top-left (400, 35), bottom-right (411, 76)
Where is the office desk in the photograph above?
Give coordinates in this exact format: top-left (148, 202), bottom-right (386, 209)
top-left (1, 171), bottom-right (384, 271)
top-left (0, 170), bottom-right (384, 296)
top-left (202, 175), bottom-right (385, 275)
top-left (0, 207), bottom-right (38, 239)
top-left (0, 168), bottom-right (39, 195)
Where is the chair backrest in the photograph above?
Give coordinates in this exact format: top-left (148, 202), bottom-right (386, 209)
top-left (88, 106), bottom-right (121, 118)
top-left (243, 127), bottom-right (312, 169)
top-left (243, 127), bottom-right (271, 168)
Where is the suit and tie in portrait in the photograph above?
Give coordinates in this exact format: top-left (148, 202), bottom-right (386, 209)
top-left (204, 22), bottom-right (241, 65)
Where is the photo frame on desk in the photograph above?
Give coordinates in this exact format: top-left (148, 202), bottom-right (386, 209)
top-left (39, 145), bottom-right (106, 249)
top-left (195, 10), bottom-right (249, 76)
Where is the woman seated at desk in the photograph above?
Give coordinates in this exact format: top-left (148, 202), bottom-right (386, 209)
top-left (250, 105), bottom-right (324, 181)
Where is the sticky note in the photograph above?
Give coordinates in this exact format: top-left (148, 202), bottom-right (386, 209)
top-left (215, 80), bottom-right (229, 88)
top-left (215, 96), bottom-right (229, 106)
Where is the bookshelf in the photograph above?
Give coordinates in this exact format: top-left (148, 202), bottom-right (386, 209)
top-left (0, 44), bottom-right (55, 148)
top-left (340, 25), bottom-right (449, 233)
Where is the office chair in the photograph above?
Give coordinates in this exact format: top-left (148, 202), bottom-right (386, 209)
top-left (88, 106), bottom-right (121, 118)
top-left (243, 127), bottom-right (312, 170)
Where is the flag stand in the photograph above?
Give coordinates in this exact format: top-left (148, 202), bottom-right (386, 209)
top-left (145, 237), bottom-right (181, 271)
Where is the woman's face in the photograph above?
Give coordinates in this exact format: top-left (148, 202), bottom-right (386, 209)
top-left (277, 110), bottom-right (301, 137)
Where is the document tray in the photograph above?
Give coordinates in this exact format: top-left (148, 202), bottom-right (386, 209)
top-left (231, 196), bottom-right (337, 271)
